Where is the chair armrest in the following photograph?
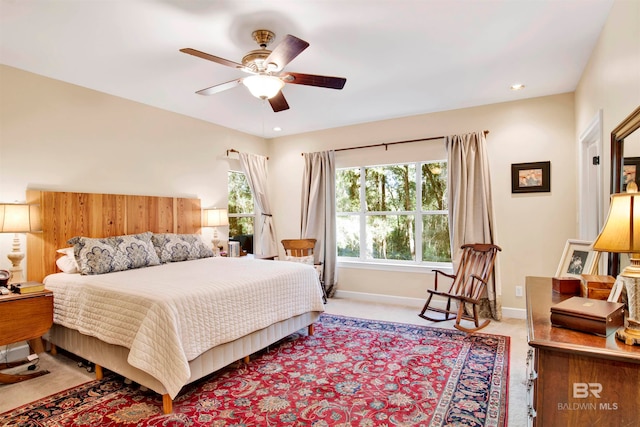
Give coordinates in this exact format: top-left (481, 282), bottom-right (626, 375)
top-left (433, 269), bottom-right (455, 279)
top-left (432, 269), bottom-right (456, 291)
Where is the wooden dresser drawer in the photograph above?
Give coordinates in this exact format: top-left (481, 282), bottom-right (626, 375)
top-left (0, 291), bottom-right (53, 345)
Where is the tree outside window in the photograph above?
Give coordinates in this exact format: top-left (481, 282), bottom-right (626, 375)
top-left (336, 161), bottom-right (451, 264)
top-left (228, 171), bottom-right (255, 237)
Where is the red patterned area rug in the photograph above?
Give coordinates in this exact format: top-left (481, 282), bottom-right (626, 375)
top-left (1, 314), bottom-right (509, 426)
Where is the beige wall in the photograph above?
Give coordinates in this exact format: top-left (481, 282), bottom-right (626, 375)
top-left (0, 67), bottom-right (581, 316)
top-left (269, 93), bottom-right (577, 314)
top-left (0, 64), bottom-right (266, 268)
top-left (1, 0), bottom-right (636, 316)
top-left (575, 0), bottom-right (640, 199)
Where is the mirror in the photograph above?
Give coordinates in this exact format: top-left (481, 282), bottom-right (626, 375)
top-left (609, 105), bottom-right (640, 276)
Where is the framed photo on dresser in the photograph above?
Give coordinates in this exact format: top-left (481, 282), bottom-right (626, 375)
top-left (555, 239), bottom-right (600, 279)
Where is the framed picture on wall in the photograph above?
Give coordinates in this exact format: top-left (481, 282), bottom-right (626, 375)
top-left (511, 161), bottom-right (551, 193)
top-left (555, 239), bottom-right (600, 279)
top-left (623, 157), bottom-right (640, 191)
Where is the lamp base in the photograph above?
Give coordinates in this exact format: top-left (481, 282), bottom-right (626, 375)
top-left (620, 253), bottom-right (640, 278)
top-left (615, 274), bottom-right (640, 345)
top-left (616, 326), bottom-right (640, 345)
top-left (7, 233), bottom-right (25, 284)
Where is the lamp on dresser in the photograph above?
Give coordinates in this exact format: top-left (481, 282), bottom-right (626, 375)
top-left (0, 203), bottom-right (42, 284)
top-left (202, 207), bottom-right (229, 255)
top-left (592, 185), bottom-right (640, 345)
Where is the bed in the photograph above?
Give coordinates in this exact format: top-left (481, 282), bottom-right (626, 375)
top-left (25, 190), bottom-right (325, 414)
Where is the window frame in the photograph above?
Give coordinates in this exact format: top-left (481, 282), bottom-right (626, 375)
top-left (227, 170), bottom-right (257, 245)
top-left (336, 160), bottom-right (452, 270)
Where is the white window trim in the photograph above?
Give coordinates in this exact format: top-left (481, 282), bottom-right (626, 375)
top-left (228, 170), bottom-right (258, 243)
top-left (337, 161), bottom-right (453, 268)
top-left (337, 259), bottom-right (454, 275)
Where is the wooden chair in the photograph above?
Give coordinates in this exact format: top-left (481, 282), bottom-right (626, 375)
top-left (281, 239), bottom-right (327, 303)
top-left (418, 243), bottom-right (501, 333)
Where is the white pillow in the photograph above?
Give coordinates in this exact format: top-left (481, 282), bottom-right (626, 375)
top-left (56, 247), bottom-right (75, 257)
top-left (56, 246), bottom-right (80, 273)
top-left (56, 255), bottom-right (79, 274)
top-left (284, 255), bottom-right (314, 265)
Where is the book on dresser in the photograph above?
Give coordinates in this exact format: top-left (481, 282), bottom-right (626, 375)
top-left (12, 281), bottom-right (45, 294)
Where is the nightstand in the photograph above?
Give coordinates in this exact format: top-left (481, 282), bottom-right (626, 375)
top-left (0, 289), bottom-right (53, 383)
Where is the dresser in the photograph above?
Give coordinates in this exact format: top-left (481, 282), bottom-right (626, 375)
top-left (526, 276), bottom-right (640, 427)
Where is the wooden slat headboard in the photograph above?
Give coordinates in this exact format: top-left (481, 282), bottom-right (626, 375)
top-left (25, 190), bottom-right (202, 282)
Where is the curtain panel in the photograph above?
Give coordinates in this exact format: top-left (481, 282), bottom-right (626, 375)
top-left (445, 131), bottom-right (501, 320)
top-left (238, 152), bottom-right (278, 256)
top-left (301, 151), bottom-right (337, 297)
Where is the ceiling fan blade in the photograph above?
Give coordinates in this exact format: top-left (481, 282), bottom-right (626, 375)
top-left (264, 35), bottom-right (309, 71)
top-left (268, 91), bottom-right (290, 112)
top-left (180, 48), bottom-right (245, 70)
top-left (195, 79), bottom-right (242, 96)
top-left (281, 72), bottom-right (346, 90)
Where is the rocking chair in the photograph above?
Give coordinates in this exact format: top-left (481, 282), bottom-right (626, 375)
top-left (418, 243), bottom-right (501, 333)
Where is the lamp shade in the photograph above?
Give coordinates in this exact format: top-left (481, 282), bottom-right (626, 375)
top-left (593, 192), bottom-right (640, 253)
top-left (242, 75), bottom-right (285, 99)
top-left (202, 208), bottom-right (229, 227)
top-left (0, 203), bottom-right (42, 233)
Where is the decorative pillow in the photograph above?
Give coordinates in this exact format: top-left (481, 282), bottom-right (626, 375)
top-left (68, 231), bottom-right (160, 275)
top-left (56, 255), bottom-right (79, 274)
top-left (284, 255), bottom-right (315, 265)
top-left (151, 233), bottom-right (214, 263)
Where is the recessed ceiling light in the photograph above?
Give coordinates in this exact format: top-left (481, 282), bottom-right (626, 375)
top-left (510, 83), bottom-right (525, 91)
top-left (273, 127), bottom-right (282, 132)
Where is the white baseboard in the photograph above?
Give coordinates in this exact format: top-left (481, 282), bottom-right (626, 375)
top-left (333, 290), bottom-right (526, 319)
top-left (0, 342), bottom-right (29, 363)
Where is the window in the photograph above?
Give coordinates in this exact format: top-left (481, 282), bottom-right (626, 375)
top-left (228, 171), bottom-right (255, 238)
top-left (336, 161), bottom-right (451, 265)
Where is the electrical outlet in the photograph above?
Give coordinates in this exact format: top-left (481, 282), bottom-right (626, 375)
top-left (515, 286), bottom-right (523, 297)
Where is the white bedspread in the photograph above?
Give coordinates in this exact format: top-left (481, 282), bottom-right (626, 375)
top-left (44, 257), bottom-right (325, 398)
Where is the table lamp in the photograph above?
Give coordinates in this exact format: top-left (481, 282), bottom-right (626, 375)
top-left (202, 208), bottom-right (229, 255)
top-left (0, 203), bottom-right (42, 284)
top-left (592, 184), bottom-right (640, 344)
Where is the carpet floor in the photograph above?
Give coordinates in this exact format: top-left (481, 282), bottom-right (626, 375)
top-left (0, 313), bottom-right (509, 426)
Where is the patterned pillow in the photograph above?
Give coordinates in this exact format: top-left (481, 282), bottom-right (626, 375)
top-left (68, 231), bottom-right (161, 275)
top-left (151, 233), bottom-right (214, 263)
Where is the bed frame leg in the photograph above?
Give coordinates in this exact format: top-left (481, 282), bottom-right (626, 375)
top-left (50, 344), bottom-right (57, 356)
top-left (162, 394), bottom-right (173, 414)
top-left (243, 355), bottom-right (250, 363)
top-left (308, 324), bottom-right (314, 335)
top-left (94, 364), bottom-right (103, 380)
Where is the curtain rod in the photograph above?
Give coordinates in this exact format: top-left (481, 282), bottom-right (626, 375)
top-left (226, 148), bottom-right (269, 160)
top-left (302, 130), bottom-right (489, 155)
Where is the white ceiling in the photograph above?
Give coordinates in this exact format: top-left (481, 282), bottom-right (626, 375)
top-left (0, 0), bottom-right (613, 138)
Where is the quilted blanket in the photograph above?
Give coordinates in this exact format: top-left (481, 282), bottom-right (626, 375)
top-left (43, 257), bottom-right (325, 398)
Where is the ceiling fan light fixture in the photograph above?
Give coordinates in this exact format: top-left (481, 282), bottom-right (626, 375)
top-left (242, 75), bottom-right (284, 99)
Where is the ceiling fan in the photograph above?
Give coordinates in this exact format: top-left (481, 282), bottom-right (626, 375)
top-left (180, 30), bottom-right (346, 112)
